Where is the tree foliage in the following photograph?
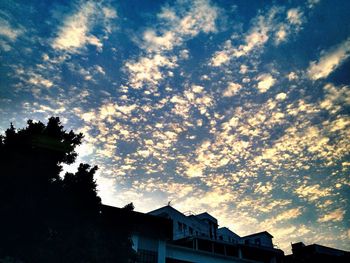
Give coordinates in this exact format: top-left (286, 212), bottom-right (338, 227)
top-left (0, 117), bottom-right (134, 262)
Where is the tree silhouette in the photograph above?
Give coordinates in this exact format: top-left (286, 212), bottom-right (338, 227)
top-left (0, 117), bottom-right (134, 262)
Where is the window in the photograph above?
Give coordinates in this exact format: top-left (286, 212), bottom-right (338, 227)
top-left (178, 222), bottom-right (183, 231)
top-left (254, 238), bottom-right (261, 246)
top-left (138, 249), bottom-right (157, 263)
top-left (189, 227), bottom-right (193, 235)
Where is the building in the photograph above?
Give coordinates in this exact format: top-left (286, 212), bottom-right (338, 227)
top-left (148, 205), bottom-right (284, 263)
top-left (284, 242), bottom-right (350, 263)
top-left (101, 205), bottom-right (173, 263)
top-left (102, 205), bottom-right (349, 263)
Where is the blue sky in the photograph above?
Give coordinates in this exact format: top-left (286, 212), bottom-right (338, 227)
top-left (1, 0), bottom-right (350, 253)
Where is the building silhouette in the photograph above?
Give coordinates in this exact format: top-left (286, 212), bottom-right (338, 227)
top-left (102, 204), bottom-right (349, 263)
top-left (103, 204), bottom-right (284, 263)
top-left (284, 242), bottom-right (350, 263)
top-left (148, 205), bottom-right (284, 263)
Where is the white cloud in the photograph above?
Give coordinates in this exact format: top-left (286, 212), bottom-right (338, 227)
top-left (179, 49), bottom-right (190, 59)
top-left (142, 0), bottom-right (218, 52)
top-left (52, 1), bottom-right (117, 53)
top-left (212, 12), bottom-right (273, 66)
top-left (275, 25), bottom-right (287, 44)
top-left (0, 17), bottom-right (24, 51)
top-left (320, 84), bottom-right (350, 114)
top-left (52, 2), bottom-right (99, 52)
top-left (95, 65), bottom-right (106, 75)
top-left (211, 5), bottom-right (308, 66)
top-left (256, 74), bottom-right (276, 93)
top-left (28, 74), bottom-right (53, 88)
top-left (295, 184), bottom-right (332, 202)
top-left (127, 0), bottom-right (219, 88)
top-left (236, 16), bottom-right (270, 56)
top-left (307, 37), bottom-right (350, 80)
top-left (287, 71), bottom-right (298, 80)
top-left (102, 7), bottom-right (117, 19)
top-left (143, 30), bottom-right (178, 52)
top-left (223, 82), bottom-right (242, 97)
top-left (0, 18), bottom-right (23, 41)
top-left (239, 64), bottom-right (248, 74)
top-left (287, 8), bottom-right (303, 25)
top-left (276, 92), bottom-right (287, 101)
top-left (125, 54), bottom-right (177, 89)
top-left (275, 8), bottom-right (304, 45)
top-left (307, 0), bottom-right (320, 9)
top-left (211, 49), bottom-right (230, 66)
top-left (318, 208), bottom-right (345, 223)
top-left (210, 7), bottom-right (281, 66)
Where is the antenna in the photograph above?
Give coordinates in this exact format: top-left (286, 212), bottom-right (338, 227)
top-left (167, 200), bottom-right (172, 206)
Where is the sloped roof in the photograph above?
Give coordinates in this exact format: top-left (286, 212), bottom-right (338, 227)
top-left (241, 231), bottom-right (273, 239)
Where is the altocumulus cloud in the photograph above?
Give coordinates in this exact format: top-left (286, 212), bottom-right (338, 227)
top-left (0, 0), bottom-right (349, 254)
top-left (52, 1), bottom-right (117, 53)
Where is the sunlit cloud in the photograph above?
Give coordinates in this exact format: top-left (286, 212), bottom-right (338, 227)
top-left (0, 17), bottom-right (23, 41)
top-left (295, 184), bottom-right (332, 202)
top-left (0, 16), bottom-right (24, 51)
top-left (256, 73), bottom-right (276, 93)
top-left (125, 54), bottom-right (178, 89)
top-left (52, 1), bottom-right (117, 53)
top-left (28, 74), bottom-right (54, 88)
top-left (318, 208), bottom-right (345, 223)
top-left (126, 0), bottom-right (219, 88)
top-left (1, 0), bottom-right (350, 254)
top-left (211, 4), bottom-right (308, 66)
top-left (223, 82), bottom-right (242, 97)
top-left (308, 37), bottom-right (350, 80)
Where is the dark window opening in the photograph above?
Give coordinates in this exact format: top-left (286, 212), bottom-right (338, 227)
top-left (138, 249), bottom-right (157, 263)
top-left (255, 238), bottom-right (261, 246)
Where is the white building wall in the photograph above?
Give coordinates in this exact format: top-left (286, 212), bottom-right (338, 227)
top-left (149, 206), bottom-right (211, 240)
top-left (166, 244), bottom-right (253, 263)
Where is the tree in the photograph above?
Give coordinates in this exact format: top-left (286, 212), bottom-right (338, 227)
top-left (0, 117), bottom-right (134, 262)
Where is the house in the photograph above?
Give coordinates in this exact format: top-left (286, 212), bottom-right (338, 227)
top-left (148, 205), bottom-right (284, 263)
top-left (217, 227), bottom-right (240, 244)
top-left (101, 205), bottom-right (172, 263)
top-left (101, 204), bottom-right (349, 263)
top-left (241, 232), bottom-right (274, 248)
top-left (284, 242), bottom-right (350, 263)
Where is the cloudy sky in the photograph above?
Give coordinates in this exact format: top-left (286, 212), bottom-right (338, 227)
top-left (1, 0), bottom-right (349, 253)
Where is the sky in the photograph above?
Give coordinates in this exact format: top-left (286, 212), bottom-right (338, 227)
top-left (1, 0), bottom-right (350, 253)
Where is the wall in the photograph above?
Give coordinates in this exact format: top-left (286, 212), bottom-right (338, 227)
top-left (149, 206), bottom-right (211, 240)
top-left (242, 234), bottom-right (273, 248)
top-left (166, 244), bottom-right (253, 263)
